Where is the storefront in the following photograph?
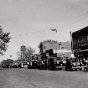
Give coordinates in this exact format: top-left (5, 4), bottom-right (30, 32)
top-left (72, 26), bottom-right (88, 61)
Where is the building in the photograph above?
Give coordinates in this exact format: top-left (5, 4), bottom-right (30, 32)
top-left (72, 26), bottom-right (88, 60)
top-left (38, 40), bottom-right (71, 57)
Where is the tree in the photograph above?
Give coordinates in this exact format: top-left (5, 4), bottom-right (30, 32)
top-left (1, 59), bottom-right (14, 67)
top-left (0, 26), bottom-right (11, 55)
top-left (26, 46), bottom-right (35, 56)
top-left (17, 46), bottom-right (35, 61)
top-left (24, 46), bottom-right (35, 61)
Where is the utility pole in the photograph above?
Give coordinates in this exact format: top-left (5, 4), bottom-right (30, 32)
top-left (70, 31), bottom-right (73, 54)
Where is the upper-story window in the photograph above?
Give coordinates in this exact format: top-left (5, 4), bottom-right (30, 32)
top-left (73, 39), bottom-right (76, 45)
top-left (87, 35), bottom-right (88, 41)
top-left (81, 37), bottom-right (84, 44)
top-left (73, 39), bottom-right (76, 49)
top-left (78, 38), bottom-right (79, 43)
top-left (77, 38), bottom-right (79, 47)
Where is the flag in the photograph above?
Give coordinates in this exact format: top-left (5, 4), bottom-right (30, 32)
top-left (50, 29), bottom-right (57, 32)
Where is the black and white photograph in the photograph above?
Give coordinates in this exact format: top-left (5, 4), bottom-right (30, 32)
top-left (0, 0), bottom-right (88, 88)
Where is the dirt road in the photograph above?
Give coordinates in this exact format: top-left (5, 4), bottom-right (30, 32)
top-left (0, 68), bottom-right (88, 88)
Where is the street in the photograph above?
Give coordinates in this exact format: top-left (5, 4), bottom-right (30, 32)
top-left (0, 68), bottom-right (88, 88)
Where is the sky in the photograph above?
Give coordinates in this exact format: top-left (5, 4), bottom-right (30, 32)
top-left (0, 0), bottom-right (88, 61)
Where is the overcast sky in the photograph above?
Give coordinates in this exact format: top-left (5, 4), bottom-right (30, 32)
top-left (0, 0), bottom-right (88, 61)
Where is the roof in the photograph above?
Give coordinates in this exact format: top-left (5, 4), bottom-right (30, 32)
top-left (72, 26), bottom-right (88, 36)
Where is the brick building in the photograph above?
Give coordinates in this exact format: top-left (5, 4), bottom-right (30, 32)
top-left (72, 26), bottom-right (88, 60)
top-left (38, 40), bottom-right (71, 57)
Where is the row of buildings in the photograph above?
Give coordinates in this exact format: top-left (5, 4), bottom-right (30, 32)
top-left (20, 26), bottom-right (88, 61)
top-left (38, 26), bottom-right (88, 60)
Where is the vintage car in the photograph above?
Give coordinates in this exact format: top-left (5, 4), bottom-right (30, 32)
top-left (48, 56), bottom-right (63, 70)
top-left (37, 59), bottom-right (43, 70)
top-left (71, 62), bottom-right (82, 71)
top-left (27, 59), bottom-right (38, 69)
top-left (55, 57), bottom-right (65, 70)
top-left (65, 58), bottom-right (82, 71)
top-left (32, 60), bottom-right (38, 69)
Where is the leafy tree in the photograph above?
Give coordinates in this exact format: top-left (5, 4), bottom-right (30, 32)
top-left (25, 46), bottom-right (35, 61)
top-left (17, 46), bottom-right (35, 61)
top-left (0, 26), bottom-right (11, 55)
top-left (1, 59), bottom-right (14, 66)
top-left (25, 46), bottom-right (35, 57)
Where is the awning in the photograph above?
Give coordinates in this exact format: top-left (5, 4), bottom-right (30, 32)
top-left (80, 49), bottom-right (88, 52)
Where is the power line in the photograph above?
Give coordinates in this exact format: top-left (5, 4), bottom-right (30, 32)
top-left (12, 11), bottom-right (88, 36)
top-left (58, 11), bottom-right (88, 31)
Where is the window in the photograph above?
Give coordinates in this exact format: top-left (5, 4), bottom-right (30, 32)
top-left (87, 35), bottom-right (88, 40)
top-left (81, 37), bottom-right (84, 44)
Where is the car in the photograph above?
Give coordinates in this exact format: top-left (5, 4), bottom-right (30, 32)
top-left (48, 56), bottom-right (63, 70)
top-left (65, 58), bottom-right (82, 71)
